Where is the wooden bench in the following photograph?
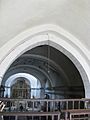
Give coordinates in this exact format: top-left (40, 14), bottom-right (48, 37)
top-left (0, 111), bottom-right (61, 120)
top-left (62, 109), bottom-right (90, 120)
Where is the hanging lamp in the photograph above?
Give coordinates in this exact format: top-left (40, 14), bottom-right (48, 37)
top-left (47, 33), bottom-right (50, 73)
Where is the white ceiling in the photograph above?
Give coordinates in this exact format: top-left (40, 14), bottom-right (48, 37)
top-left (0, 0), bottom-right (90, 49)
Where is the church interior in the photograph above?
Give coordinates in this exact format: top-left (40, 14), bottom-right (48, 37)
top-left (0, 45), bottom-right (86, 120)
top-left (0, 0), bottom-right (90, 120)
top-left (1, 45), bottom-right (85, 99)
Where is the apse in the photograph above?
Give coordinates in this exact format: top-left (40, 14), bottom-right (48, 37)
top-left (4, 73), bottom-right (41, 98)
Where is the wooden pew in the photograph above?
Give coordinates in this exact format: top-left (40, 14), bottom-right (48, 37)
top-left (62, 109), bottom-right (90, 120)
top-left (0, 111), bottom-right (61, 120)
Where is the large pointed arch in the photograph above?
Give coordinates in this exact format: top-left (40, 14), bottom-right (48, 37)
top-left (0, 24), bottom-right (90, 97)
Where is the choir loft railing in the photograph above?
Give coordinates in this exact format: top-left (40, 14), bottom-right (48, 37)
top-left (0, 98), bottom-right (90, 120)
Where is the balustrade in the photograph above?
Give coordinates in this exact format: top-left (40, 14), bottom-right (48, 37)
top-left (0, 98), bottom-right (90, 120)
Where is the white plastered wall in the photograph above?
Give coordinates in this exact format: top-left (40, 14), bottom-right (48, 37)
top-left (0, 24), bottom-right (90, 98)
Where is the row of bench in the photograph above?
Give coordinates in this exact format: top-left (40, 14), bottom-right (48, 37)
top-left (0, 109), bottom-right (90, 120)
top-left (0, 111), bottom-right (60, 120)
top-left (62, 109), bottom-right (90, 120)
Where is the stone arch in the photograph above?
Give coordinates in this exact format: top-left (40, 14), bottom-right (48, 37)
top-left (0, 24), bottom-right (90, 97)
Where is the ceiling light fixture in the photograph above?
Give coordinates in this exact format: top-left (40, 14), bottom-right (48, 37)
top-left (47, 33), bottom-right (50, 73)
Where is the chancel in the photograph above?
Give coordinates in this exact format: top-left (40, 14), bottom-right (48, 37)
top-left (11, 78), bottom-right (31, 99)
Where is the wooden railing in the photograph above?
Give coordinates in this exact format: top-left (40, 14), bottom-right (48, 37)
top-left (0, 98), bottom-right (90, 120)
